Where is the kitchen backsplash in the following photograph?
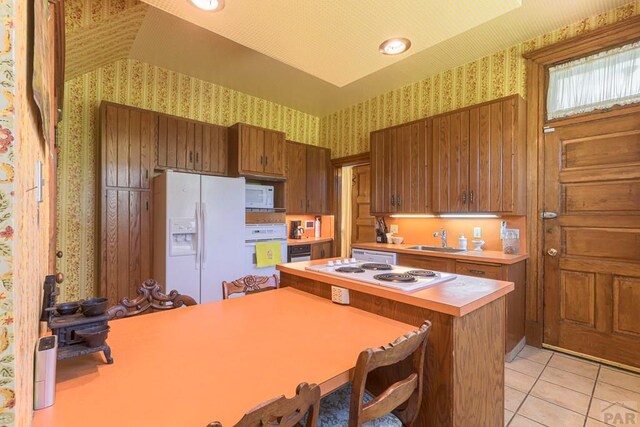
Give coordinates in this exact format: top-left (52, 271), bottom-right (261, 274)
top-left (286, 215), bottom-right (334, 240)
top-left (383, 216), bottom-right (527, 253)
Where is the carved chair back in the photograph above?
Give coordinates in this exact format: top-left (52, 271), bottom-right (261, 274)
top-left (349, 320), bottom-right (431, 427)
top-left (208, 382), bottom-right (320, 427)
top-left (106, 279), bottom-right (197, 319)
top-left (221, 274), bottom-right (279, 299)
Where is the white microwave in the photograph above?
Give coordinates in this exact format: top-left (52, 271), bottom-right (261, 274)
top-left (245, 184), bottom-right (274, 209)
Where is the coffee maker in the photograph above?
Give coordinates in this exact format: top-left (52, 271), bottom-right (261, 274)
top-left (289, 220), bottom-right (303, 239)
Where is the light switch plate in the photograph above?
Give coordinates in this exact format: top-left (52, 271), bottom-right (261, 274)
top-left (390, 224), bottom-right (399, 233)
top-left (473, 227), bottom-right (482, 238)
top-left (331, 286), bottom-right (350, 305)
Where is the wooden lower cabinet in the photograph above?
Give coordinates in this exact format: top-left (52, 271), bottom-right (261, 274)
top-left (310, 241), bottom-right (332, 260)
top-left (397, 253), bottom-right (525, 358)
top-left (455, 260), bottom-right (526, 358)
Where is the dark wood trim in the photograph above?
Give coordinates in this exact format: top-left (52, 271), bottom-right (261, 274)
top-left (525, 14), bottom-right (640, 347)
top-left (331, 152), bottom-right (370, 167)
top-left (53, 0), bottom-right (65, 122)
top-left (429, 94), bottom-right (523, 120)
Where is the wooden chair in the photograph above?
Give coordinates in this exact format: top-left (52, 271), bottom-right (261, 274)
top-left (221, 274), bottom-right (279, 299)
top-left (106, 279), bottom-right (197, 319)
top-left (319, 321), bottom-right (432, 427)
top-left (208, 382), bottom-right (320, 427)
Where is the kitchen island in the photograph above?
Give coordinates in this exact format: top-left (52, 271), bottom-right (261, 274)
top-left (277, 260), bottom-right (514, 427)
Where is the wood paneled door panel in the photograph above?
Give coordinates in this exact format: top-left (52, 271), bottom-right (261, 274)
top-left (157, 114), bottom-right (228, 175)
top-left (102, 189), bottom-right (152, 307)
top-left (306, 145), bottom-right (331, 214)
top-left (543, 111), bottom-right (640, 368)
top-left (102, 102), bottom-right (155, 189)
top-left (351, 165), bottom-right (376, 245)
top-left (370, 119), bottom-right (429, 215)
top-left (431, 95), bottom-right (525, 214)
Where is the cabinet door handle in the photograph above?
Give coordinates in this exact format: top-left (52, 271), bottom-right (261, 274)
top-left (397, 195), bottom-right (401, 206)
top-left (462, 191), bottom-right (467, 205)
top-left (391, 195), bottom-right (395, 206)
top-left (265, 156), bottom-right (268, 165)
top-left (195, 152), bottom-right (199, 164)
top-left (306, 199), bottom-right (310, 209)
top-left (470, 191), bottom-right (474, 204)
top-left (260, 156), bottom-right (263, 165)
top-left (189, 151), bottom-right (193, 163)
top-left (468, 269), bottom-right (485, 275)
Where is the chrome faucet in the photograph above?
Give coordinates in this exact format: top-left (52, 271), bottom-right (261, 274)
top-left (433, 228), bottom-right (447, 247)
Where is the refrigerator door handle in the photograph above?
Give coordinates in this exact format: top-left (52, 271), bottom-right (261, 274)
top-left (195, 202), bottom-right (201, 270)
top-left (201, 202), bottom-right (207, 269)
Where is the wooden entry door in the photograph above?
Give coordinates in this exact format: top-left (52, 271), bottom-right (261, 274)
top-left (543, 111), bottom-right (640, 368)
top-left (351, 165), bottom-right (375, 244)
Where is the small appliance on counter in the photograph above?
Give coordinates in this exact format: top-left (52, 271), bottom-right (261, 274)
top-left (375, 217), bottom-right (389, 243)
top-left (290, 220), bottom-right (304, 239)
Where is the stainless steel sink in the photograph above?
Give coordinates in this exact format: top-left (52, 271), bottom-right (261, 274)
top-left (406, 245), bottom-right (465, 253)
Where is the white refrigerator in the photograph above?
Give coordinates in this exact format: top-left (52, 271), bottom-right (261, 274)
top-left (153, 171), bottom-right (245, 303)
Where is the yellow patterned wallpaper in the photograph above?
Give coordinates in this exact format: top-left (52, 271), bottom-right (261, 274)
top-left (57, 58), bottom-right (320, 302)
top-left (321, 1), bottom-right (640, 158)
top-left (1, 0), bottom-right (54, 425)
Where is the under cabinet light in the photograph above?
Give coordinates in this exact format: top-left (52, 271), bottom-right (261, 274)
top-left (389, 214), bottom-right (437, 218)
top-left (438, 214), bottom-right (500, 219)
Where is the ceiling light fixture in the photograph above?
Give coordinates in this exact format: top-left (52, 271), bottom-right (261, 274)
top-left (190, 0), bottom-right (225, 12)
top-left (379, 38), bottom-right (411, 55)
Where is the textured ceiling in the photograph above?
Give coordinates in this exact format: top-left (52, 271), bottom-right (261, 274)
top-left (67, 0), bottom-right (634, 115)
top-left (138, 0), bottom-right (522, 87)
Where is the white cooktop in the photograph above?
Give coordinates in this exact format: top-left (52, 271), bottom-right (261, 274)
top-left (305, 261), bottom-right (456, 292)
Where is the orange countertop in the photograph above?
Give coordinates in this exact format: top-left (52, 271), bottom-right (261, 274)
top-left (32, 288), bottom-right (414, 427)
top-left (277, 260), bottom-right (514, 317)
top-left (352, 242), bottom-right (528, 265)
top-left (287, 237), bottom-right (333, 246)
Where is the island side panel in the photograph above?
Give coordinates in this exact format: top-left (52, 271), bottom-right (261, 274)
top-left (505, 261), bottom-right (526, 359)
top-left (453, 297), bottom-right (505, 427)
top-left (280, 272), bottom-right (454, 427)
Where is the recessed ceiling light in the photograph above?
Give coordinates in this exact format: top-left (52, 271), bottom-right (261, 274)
top-left (379, 38), bottom-right (411, 55)
top-left (190, 0), bottom-right (225, 12)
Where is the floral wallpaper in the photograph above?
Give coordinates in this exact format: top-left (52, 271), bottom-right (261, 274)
top-left (321, 1), bottom-right (640, 158)
top-left (0, 0), bottom-right (53, 424)
top-left (57, 59), bottom-right (321, 302)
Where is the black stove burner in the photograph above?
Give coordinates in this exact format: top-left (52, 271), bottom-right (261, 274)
top-left (406, 270), bottom-right (437, 277)
top-left (335, 266), bottom-right (365, 273)
top-left (374, 273), bottom-right (417, 283)
top-left (361, 263), bottom-right (392, 271)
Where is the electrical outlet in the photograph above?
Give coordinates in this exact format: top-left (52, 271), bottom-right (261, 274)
top-left (331, 286), bottom-right (350, 305)
top-left (473, 227), bottom-right (482, 238)
top-left (390, 224), bottom-right (399, 233)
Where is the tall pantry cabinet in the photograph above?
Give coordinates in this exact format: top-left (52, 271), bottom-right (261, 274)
top-left (98, 102), bottom-right (155, 307)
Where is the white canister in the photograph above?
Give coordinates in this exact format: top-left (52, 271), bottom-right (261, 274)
top-left (458, 234), bottom-right (468, 250)
top-left (314, 217), bottom-right (321, 238)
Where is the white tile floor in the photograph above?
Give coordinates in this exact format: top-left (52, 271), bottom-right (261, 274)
top-left (505, 346), bottom-right (640, 426)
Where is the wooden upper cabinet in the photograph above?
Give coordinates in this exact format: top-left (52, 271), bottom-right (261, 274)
top-left (228, 123), bottom-right (286, 179)
top-left (285, 141), bottom-right (331, 214)
top-left (102, 102), bottom-right (156, 190)
top-left (285, 141), bottom-right (307, 213)
top-left (157, 114), bottom-right (228, 176)
top-left (370, 119), bottom-right (429, 215)
top-left (306, 145), bottom-right (331, 214)
top-left (431, 95), bottom-right (526, 214)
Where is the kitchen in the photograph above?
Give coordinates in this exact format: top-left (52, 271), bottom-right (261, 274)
top-left (5, 0), bottom-right (640, 426)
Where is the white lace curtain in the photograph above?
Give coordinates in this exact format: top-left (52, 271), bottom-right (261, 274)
top-left (547, 41), bottom-right (640, 120)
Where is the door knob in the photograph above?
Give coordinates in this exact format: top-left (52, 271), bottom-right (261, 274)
top-left (56, 251), bottom-right (63, 258)
top-left (55, 273), bottom-right (64, 284)
top-left (547, 248), bottom-right (558, 257)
